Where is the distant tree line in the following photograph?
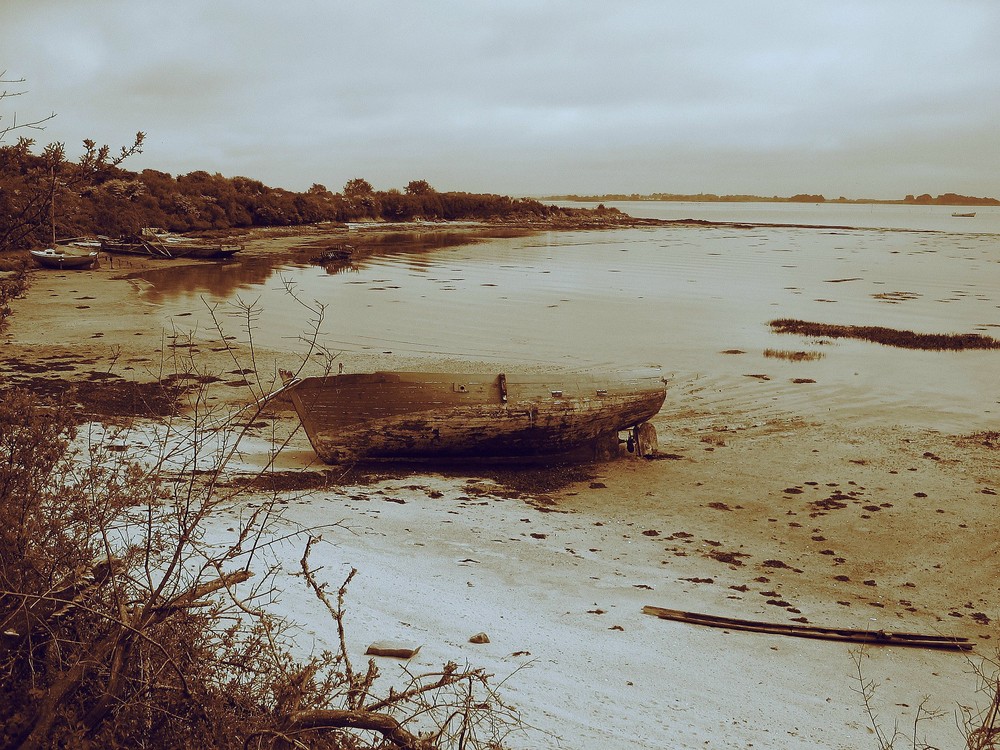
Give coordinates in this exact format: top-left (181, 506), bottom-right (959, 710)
top-left (901, 192), bottom-right (1000, 206)
top-left (548, 192), bottom-right (832, 203)
top-left (550, 191), bottom-right (1000, 206)
top-left (0, 137), bottom-right (577, 252)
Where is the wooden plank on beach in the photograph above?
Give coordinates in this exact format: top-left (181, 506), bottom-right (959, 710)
top-left (642, 605), bottom-right (973, 651)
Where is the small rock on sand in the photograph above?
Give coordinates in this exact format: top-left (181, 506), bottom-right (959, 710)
top-left (365, 641), bottom-right (422, 659)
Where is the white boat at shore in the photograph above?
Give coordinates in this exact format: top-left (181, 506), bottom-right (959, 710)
top-left (29, 247), bottom-right (100, 270)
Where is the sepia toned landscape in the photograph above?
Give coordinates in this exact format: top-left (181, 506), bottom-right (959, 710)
top-left (4, 3), bottom-right (1000, 749)
top-left (3, 211), bottom-right (998, 748)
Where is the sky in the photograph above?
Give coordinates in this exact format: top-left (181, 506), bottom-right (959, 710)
top-left (2, 0), bottom-right (998, 199)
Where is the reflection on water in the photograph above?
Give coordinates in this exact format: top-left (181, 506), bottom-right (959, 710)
top-left (134, 256), bottom-right (299, 302)
top-left (136, 228), bottom-right (535, 302)
top-left (138, 213), bottom-right (1000, 432)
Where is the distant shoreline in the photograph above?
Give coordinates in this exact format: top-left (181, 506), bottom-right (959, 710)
top-left (544, 192), bottom-right (1000, 207)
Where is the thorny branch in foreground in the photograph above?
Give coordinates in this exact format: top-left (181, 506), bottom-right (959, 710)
top-left (852, 645), bottom-right (1000, 750)
top-left (962, 652), bottom-right (1000, 750)
top-left (0, 286), bottom-right (521, 748)
top-left (290, 537), bottom-right (522, 750)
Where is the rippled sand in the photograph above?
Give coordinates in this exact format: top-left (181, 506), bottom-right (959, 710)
top-left (5, 217), bottom-right (998, 749)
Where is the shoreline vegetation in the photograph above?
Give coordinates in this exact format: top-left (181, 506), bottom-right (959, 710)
top-left (3, 129), bottom-right (997, 268)
top-left (545, 191), bottom-right (1000, 206)
top-left (0, 135), bottom-right (656, 261)
top-left (769, 318), bottom-right (1000, 351)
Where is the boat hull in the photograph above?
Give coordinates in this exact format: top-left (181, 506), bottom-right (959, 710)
top-left (99, 239), bottom-right (147, 255)
top-left (100, 237), bottom-right (241, 259)
top-left (167, 244), bottom-right (241, 259)
top-left (29, 249), bottom-right (99, 270)
top-left (283, 370), bottom-right (666, 463)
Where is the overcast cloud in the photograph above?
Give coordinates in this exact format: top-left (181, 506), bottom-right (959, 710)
top-left (3, 0), bottom-right (998, 198)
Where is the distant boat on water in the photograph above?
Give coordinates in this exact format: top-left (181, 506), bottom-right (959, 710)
top-left (951, 211), bottom-right (976, 218)
top-left (277, 369), bottom-right (667, 464)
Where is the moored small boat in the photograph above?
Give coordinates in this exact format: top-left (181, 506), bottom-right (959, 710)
top-left (29, 247), bottom-right (100, 270)
top-left (100, 230), bottom-right (242, 259)
top-left (278, 369), bottom-right (667, 463)
top-left (951, 211), bottom-right (976, 218)
top-left (99, 237), bottom-right (149, 255)
top-left (174, 244), bottom-right (241, 259)
top-left (145, 237), bottom-right (242, 259)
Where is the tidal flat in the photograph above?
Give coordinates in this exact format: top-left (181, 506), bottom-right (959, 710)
top-left (3, 207), bottom-right (998, 749)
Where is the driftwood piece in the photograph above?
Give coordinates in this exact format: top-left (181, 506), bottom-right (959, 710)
top-left (642, 605), bottom-right (973, 651)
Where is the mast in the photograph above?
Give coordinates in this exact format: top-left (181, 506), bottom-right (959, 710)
top-left (49, 163), bottom-right (57, 247)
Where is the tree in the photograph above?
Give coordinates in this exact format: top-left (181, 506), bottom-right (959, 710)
top-left (0, 72), bottom-right (55, 142)
top-left (342, 178), bottom-right (379, 219)
top-left (405, 180), bottom-right (435, 196)
top-left (343, 178), bottom-right (374, 198)
top-left (379, 188), bottom-right (418, 221)
top-left (0, 76), bottom-right (144, 252)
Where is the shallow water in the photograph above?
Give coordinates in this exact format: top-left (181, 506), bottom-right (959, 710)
top-left (568, 199), bottom-right (1000, 234)
top-left (139, 207), bottom-right (1000, 432)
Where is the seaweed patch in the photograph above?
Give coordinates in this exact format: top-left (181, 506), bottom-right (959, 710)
top-left (769, 319), bottom-right (1000, 351)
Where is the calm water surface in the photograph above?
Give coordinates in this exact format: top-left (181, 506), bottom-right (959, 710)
top-left (566, 200), bottom-right (1000, 234)
top-left (139, 204), bottom-right (1000, 431)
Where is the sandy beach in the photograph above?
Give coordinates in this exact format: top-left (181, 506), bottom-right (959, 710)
top-left (2, 224), bottom-right (998, 749)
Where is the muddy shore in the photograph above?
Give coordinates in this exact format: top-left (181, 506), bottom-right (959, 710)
top-left (2, 222), bottom-right (998, 748)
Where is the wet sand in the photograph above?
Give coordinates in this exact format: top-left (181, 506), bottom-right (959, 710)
top-left (2, 224), bottom-right (998, 748)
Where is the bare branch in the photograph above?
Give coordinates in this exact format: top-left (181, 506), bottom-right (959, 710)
top-left (0, 73), bottom-right (56, 141)
top-left (281, 708), bottom-right (436, 750)
top-left (299, 538), bottom-right (364, 702)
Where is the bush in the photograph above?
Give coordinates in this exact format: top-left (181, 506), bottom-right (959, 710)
top-left (0, 384), bottom-right (516, 749)
top-left (0, 268), bottom-right (28, 327)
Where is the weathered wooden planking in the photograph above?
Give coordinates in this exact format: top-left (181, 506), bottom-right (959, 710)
top-left (283, 370), bottom-right (666, 463)
top-left (642, 605), bottom-right (973, 651)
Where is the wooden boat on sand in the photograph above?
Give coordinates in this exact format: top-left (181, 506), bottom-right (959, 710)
top-left (145, 236), bottom-right (242, 259)
top-left (278, 369), bottom-right (666, 463)
top-left (29, 247), bottom-right (100, 270)
top-left (100, 231), bottom-right (242, 259)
